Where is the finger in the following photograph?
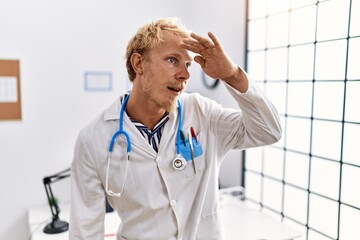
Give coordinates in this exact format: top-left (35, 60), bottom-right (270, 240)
top-left (208, 32), bottom-right (221, 48)
top-left (182, 39), bottom-right (205, 52)
top-left (190, 32), bottom-right (214, 48)
top-left (180, 42), bottom-right (202, 54)
top-left (193, 55), bottom-right (206, 68)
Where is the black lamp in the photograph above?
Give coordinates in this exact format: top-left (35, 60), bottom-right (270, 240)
top-left (42, 168), bottom-right (71, 234)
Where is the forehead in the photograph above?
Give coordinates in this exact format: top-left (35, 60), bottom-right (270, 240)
top-left (150, 32), bottom-right (192, 61)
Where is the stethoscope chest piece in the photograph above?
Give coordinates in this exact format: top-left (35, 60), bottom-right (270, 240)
top-left (173, 155), bottom-right (187, 170)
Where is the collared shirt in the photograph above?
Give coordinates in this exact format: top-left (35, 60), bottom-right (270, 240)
top-left (120, 94), bottom-right (170, 152)
top-left (130, 113), bottom-right (169, 152)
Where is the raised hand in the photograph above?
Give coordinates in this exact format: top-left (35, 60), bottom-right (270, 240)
top-left (181, 32), bottom-right (238, 80)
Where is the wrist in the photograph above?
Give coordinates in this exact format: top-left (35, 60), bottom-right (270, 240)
top-left (222, 67), bottom-right (249, 93)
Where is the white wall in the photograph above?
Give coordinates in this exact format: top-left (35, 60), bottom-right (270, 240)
top-left (0, 0), bottom-right (245, 239)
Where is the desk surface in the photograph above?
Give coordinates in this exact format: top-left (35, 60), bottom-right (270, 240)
top-left (29, 196), bottom-right (301, 240)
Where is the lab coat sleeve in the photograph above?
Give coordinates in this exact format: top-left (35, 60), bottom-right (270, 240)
top-left (69, 130), bottom-right (106, 239)
top-left (218, 80), bottom-right (282, 152)
top-left (196, 79), bottom-right (281, 156)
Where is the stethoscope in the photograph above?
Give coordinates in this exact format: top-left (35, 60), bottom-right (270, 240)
top-left (105, 94), bottom-right (187, 197)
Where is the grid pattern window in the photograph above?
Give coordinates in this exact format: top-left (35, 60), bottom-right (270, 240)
top-left (244, 0), bottom-right (360, 239)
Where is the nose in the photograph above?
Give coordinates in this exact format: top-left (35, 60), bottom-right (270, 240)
top-left (176, 64), bottom-right (190, 81)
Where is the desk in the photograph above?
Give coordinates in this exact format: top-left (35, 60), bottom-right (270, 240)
top-left (29, 196), bottom-right (301, 240)
top-left (221, 196), bottom-right (301, 240)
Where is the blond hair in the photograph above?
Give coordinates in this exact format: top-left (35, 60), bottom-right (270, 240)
top-left (125, 18), bottom-right (190, 81)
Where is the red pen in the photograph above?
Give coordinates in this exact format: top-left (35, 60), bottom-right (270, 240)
top-left (190, 127), bottom-right (198, 142)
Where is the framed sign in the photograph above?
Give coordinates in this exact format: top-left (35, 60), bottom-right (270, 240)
top-left (84, 71), bottom-right (112, 91)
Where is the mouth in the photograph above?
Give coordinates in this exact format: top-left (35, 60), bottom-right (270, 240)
top-left (167, 86), bottom-right (182, 95)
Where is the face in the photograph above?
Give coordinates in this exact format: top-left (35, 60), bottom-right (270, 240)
top-left (140, 33), bottom-right (192, 112)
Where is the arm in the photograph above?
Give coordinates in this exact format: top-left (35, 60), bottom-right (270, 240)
top-left (69, 131), bottom-right (106, 239)
top-left (182, 32), bottom-right (281, 152)
top-left (219, 81), bottom-right (282, 150)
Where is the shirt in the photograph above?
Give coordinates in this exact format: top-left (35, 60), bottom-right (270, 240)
top-left (130, 112), bottom-right (169, 152)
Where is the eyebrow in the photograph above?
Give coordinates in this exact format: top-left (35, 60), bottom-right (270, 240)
top-left (166, 52), bottom-right (193, 63)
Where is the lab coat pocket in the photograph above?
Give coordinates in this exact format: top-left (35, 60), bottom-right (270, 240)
top-left (179, 137), bottom-right (203, 161)
top-left (180, 133), bottom-right (205, 179)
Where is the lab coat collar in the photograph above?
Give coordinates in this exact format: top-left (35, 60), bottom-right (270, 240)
top-left (103, 98), bottom-right (121, 121)
top-left (103, 96), bottom-right (180, 122)
top-left (103, 95), bottom-right (180, 155)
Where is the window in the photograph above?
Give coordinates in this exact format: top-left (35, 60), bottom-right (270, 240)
top-left (244, 0), bottom-right (360, 239)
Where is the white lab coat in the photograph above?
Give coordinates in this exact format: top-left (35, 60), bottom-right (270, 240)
top-left (69, 81), bottom-right (282, 240)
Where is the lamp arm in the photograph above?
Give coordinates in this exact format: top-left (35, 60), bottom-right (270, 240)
top-left (43, 180), bottom-right (60, 220)
top-left (42, 168), bottom-right (71, 234)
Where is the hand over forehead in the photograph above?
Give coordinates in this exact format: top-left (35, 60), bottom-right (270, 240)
top-left (180, 31), bottom-right (237, 80)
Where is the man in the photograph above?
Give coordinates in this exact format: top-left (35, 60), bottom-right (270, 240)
top-left (70, 18), bottom-right (281, 239)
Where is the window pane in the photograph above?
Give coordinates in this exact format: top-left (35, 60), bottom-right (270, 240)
top-left (273, 116), bottom-right (286, 148)
top-left (347, 38), bottom-right (360, 80)
top-left (308, 230), bottom-right (333, 240)
top-left (245, 171), bottom-right (262, 201)
top-left (289, 5), bottom-right (316, 44)
top-left (289, 44), bottom-right (314, 80)
top-left (265, 82), bottom-right (287, 115)
top-left (267, 0), bottom-right (289, 14)
top-left (345, 81), bottom-right (360, 122)
top-left (248, 19), bottom-right (267, 50)
top-left (312, 120), bottom-right (342, 161)
top-left (310, 157), bottom-right (340, 199)
top-left (285, 151), bottom-right (309, 189)
top-left (313, 82), bottom-right (344, 121)
top-left (286, 117), bottom-right (311, 153)
top-left (247, 51), bottom-right (265, 81)
top-left (343, 123), bottom-right (360, 166)
top-left (315, 40), bottom-right (347, 80)
top-left (263, 178), bottom-right (283, 211)
top-left (291, 0), bottom-right (317, 8)
top-left (287, 82), bottom-right (313, 117)
top-left (309, 194), bottom-right (338, 239)
top-left (245, 147), bottom-right (263, 172)
top-left (317, 0), bottom-right (350, 41)
top-left (248, 0), bottom-right (268, 19)
top-left (266, 47), bottom-right (288, 81)
top-left (264, 147), bottom-right (284, 179)
top-left (284, 185), bottom-right (308, 224)
top-left (350, 0), bottom-right (360, 37)
top-left (267, 12), bottom-right (289, 48)
top-left (340, 204), bottom-right (360, 240)
top-left (341, 164), bottom-right (360, 209)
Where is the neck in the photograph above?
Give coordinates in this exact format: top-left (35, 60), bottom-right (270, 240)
top-left (125, 94), bottom-right (167, 131)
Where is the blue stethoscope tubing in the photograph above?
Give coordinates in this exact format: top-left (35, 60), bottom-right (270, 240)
top-left (105, 94), bottom-right (183, 197)
top-left (109, 94), bottom-right (131, 153)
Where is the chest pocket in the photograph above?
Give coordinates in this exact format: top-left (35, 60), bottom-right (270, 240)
top-left (179, 131), bottom-right (206, 179)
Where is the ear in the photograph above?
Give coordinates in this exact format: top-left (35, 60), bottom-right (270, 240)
top-left (130, 53), bottom-right (143, 76)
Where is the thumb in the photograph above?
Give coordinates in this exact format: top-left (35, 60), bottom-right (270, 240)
top-left (194, 56), bottom-right (206, 68)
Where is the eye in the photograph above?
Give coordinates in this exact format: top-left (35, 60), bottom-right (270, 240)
top-left (185, 62), bottom-right (191, 69)
top-left (167, 57), bottom-right (177, 64)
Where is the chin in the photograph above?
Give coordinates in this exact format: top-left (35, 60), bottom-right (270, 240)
top-left (164, 98), bottom-right (178, 113)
